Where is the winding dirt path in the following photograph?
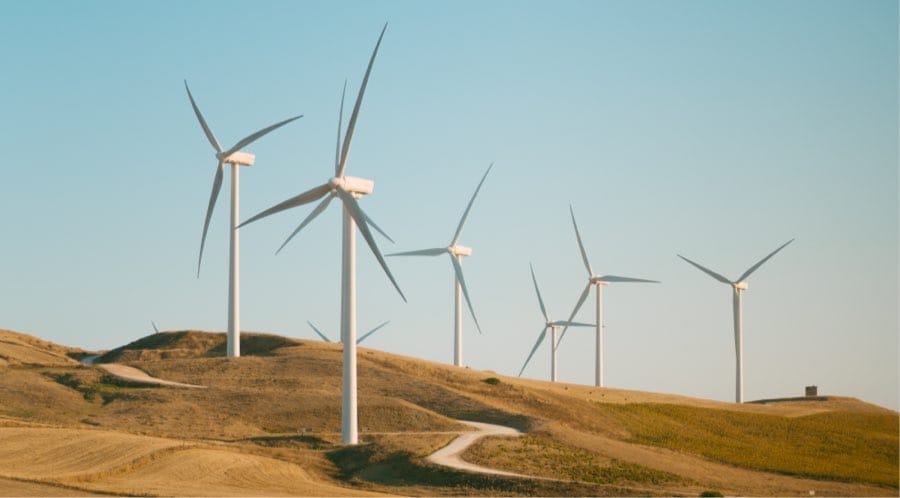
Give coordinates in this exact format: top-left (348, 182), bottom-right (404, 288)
top-left (426, 420), bottom-right (526, 477)
top-left (96, 364), bottom-right (205, 389)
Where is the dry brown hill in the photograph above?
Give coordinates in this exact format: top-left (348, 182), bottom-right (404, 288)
top-left (0, 328), bottom-right (896, 497)
top-left (0, 329), bottom-right (85, 367)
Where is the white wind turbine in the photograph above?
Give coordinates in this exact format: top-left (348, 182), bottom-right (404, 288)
top-left (678, 238), bottom-right (794, 403)
top-left (186, 81), bottom-right (301, 358)
top-left (307, 320), bottom-right (390, 345)
top-left (519, 264), bottom-right (594, 382)
top-left (386, 163), bottom-right (492, 367)
top-left (239, 24), bottom-right (403, 445)
top-left (560, 206), bottom-right (659, 388)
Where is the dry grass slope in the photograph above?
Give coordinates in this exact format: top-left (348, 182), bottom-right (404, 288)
top-left (0, 427), bottom-right (381, 497)
top-left (0, 328), bottom-right (897, 497)
top-left (0, 329), bottom-right (83, 367)
top-left (599, 402), bottom-right (899, 487)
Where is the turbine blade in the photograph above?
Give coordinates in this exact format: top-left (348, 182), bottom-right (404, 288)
top-left (737, 239), bottom-right (795, 282)
top-left (451, 162), bottom-right (493, 245)
top-left (276, 193), bottom-right (334, 254)
top-left (677, 254), bottom-right (731, 284)
top-left (357, 320), bottom-right (390, 344)
top-left (220, 114), bottom-right (302, 160)
top-left (558, 282), bottom-right (591, 343)
top-left (518, 326), bottom-right (548, 377)
top-left (365, 213), bottom-right (395, 244)
top-left (307, 321), bottom-right (333, 343)
top-left (450, 254), bottom-right (482, 334)
top-left (197, 161), bottom-right (225, 277)
top-left (335, 80), bottom-right (347, 175)
top-left (151, 321), bottom-right (160, 334)
top-left (553, 320), bottom-right (595, 327)
top-left (386, 247), bottom-right (447, 257)
top-left (184, 80), bottom-right (222, 153)
top-left (238, 182), bottom-right (331, 228)
top-left (529, 263), bottom-right (549, 323)
top-left (337, 23), bottom-right (388, 177)
top-left (597, 275), bottom-right (661, 283)
top-left (335, 188), bottom-right (407, 302)
top-left (569, 205), bottom-right (593, 276)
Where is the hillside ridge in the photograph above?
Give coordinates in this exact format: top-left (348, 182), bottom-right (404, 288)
top-left (0, 327), bottom-right (896, 496)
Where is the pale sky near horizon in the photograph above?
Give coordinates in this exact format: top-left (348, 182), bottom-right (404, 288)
top-left (1, 1), bottom-right (897, 410)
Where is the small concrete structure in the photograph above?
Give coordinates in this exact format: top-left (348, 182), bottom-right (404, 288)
top-left (805, 385), bottom-right (818, 397)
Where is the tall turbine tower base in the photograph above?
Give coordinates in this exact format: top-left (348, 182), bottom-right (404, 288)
top-left (453, 271), bottom-right (462, 366)
top-left (595, 283), bottom-right (606, 387)
top-left (450, 245), bottom-right (471, 367)
top-left (733, 285), bottom-right (746, 403)
top-left (551, 326), bottom-right (558, 382)
top-left (341, 181), bottom-right (372, 445)
top-left (227, 156), bottom-right (253, 358)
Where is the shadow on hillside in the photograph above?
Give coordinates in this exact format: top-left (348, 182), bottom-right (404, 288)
top-left (327, 443), bottom-right (630, 496)
top-left (417, 402), bottom-right (532, 433)
top-left (96, 331), bottom-right (303, 363)
top-left (377, 379), bottom-right (534, 433)
top-left (240, 434), bottom-right (334, 450)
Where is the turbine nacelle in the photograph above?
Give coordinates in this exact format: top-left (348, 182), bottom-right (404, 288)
top-left (589, 276), bottom-right (610, 285)
top-left (734, 281), bottom-right (749, 291)
top-left (216, 150), bottom-right (255, 166)
top-left (449, 244), bottom-right (472, 257)
top-left (329, 175), bottom-right (374, 196)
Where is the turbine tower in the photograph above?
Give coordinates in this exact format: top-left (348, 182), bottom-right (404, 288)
top-left (387, 163), bottom-right (493, 367)
top-left (560, 206), bottom-right (659, 388)
top-left (519, 264), bottom-right (594, 382)
top-left (307, 320), bottom-right (390, 345)
top-left (239, 24), bottom-right (404, 445)
top-left (186, 82), bottom-right (301, 358)
top-left (678, 238), bottom-right (794, 403)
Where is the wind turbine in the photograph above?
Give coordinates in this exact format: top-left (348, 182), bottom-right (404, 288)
top-left (307, 320), bottom-right (390, 345)
top-left (239, 23), bottom-right (403, 445)
top-left (519, 264), bottom-right (594, 382)
top-left (560, 206), bottom-right (659, 388)
top-left (185, 81), bottom-right (301, 359)
top-left (678, 238), bottom-right (794, 403)
top-left (386, 163), bottom-right (492, 367)
top-left (151, 321), bottom-right (160, 334)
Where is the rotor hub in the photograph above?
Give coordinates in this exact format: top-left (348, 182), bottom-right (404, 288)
top-left (449, 244), bottom-right (472, 257)
top-left (328, 176), bottom-right (344, 190)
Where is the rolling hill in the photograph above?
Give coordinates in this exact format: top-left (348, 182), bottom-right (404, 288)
top-left (0, 328), bottom-right (896, 497)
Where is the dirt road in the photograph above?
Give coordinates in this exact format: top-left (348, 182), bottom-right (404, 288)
top-left (96, 364), bottom-right (205, 389)
top-left (426, 420), bottom-right (525, 477)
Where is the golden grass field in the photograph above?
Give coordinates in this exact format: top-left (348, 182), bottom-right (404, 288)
top-left (0, 327), bottom-right (897, 496)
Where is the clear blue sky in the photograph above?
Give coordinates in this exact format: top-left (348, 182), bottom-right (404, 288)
top-left (1, 0), bottom-right (897, 410)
